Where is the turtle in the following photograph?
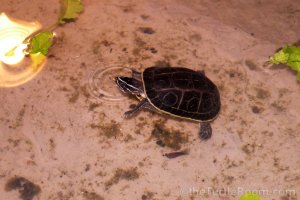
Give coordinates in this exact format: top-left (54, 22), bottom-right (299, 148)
top-left (115, 66), bottom-right (221, 140)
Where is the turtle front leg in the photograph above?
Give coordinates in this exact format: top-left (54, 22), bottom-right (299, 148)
top-left (124, 98), bottom-right (150, 118)
top-left (199, 122), bottom-right (212, 140)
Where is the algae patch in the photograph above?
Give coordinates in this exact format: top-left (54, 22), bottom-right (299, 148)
top-left (91, 120), bottom-right (122, 138)
top-left (82, 190), bottom-right (104, 200)
top-left (142, 191), bottom-right (155, 200)
top-left (255, 87), bottom-right (270, 100)
top-left (91, 112), bottom-right (122, 139)
top-left (151, 122), bottom-right (188, 150)
top-left (105, 167), bottom-right (139, 189)
top-left (5, 176), bottom-right (41, 200)
top-left (9, 105), bottom-right (26, 129)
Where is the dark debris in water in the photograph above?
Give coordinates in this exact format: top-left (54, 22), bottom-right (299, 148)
top-left (5, 176), bottom-right (41, 200)
top-left (251, 105), bottom-right (264, 114)
top-left (241, 143), bottom-right (256, 155)
top-left (139, 27), bottom-right (155, 34)
top-left (88, 103), bottom-right (100, 111)
top-left (141, 191), bottom-right (155, 200)
top-left (163, 149), bottom-right (189, 159)
top-left (145, 47), bottom-right (157, 54)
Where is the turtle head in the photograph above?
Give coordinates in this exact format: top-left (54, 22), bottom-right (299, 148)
top-left (115, 76), bottom-right (144, 96)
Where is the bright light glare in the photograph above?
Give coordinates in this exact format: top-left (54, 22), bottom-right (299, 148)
top-left (0, 13), bottom-right (41, 65)
top-left (0, 13), bottom-right (46, 88)
top-left (0, 39), bottom-right (27, 65)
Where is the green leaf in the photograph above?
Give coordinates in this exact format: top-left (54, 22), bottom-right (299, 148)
top-left (29, 31), bottom-right (53, 55)
top-left (283, 45), bottom-right (300, 54)
top-left (270, 50), bottom-right (288, 64)
top-left (297, 72), bottom-right (300, 81)
top-left (30, 52), bottom-right (46, 70)
top-left (59, 0), bottom-right (84, 24)
top-left (287, 60), bottom-right (300, 71)
top-left (286, 53), bottom-right (300, 71)
top-left (239, 192), bottom-right (260, 200)
top-left (269, 45), bottom-right (300, 81)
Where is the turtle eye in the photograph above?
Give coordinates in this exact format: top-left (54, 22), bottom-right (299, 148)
top-left (115, 76), bottom-right (130, 93)
top-left (136, 94), bottom-right (144, 99)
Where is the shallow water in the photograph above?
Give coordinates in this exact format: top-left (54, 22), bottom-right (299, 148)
top-left (0, 0), bottom-right (299, 200)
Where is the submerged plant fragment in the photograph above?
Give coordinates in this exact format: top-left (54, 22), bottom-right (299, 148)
top-left (29, 31), bottom-right (54, 55)
top-left (59, 0), bottom-right (84, 24)
top-left (270, 45), bottom-right (300, 81)
top-left (239, 192), bottom-right (260, 200)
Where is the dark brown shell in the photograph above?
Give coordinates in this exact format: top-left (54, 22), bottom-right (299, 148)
top-left (142, 67), bottom-right (220, 121)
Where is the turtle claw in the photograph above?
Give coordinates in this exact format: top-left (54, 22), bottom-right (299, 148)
top-left (124, 110), bottom-right (136, 118)
top-left (199, 122), bottom-right (212, 140)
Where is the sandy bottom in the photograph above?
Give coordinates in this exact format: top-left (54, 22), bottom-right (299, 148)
top-left (0, 0), bottom-right (299, 200)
